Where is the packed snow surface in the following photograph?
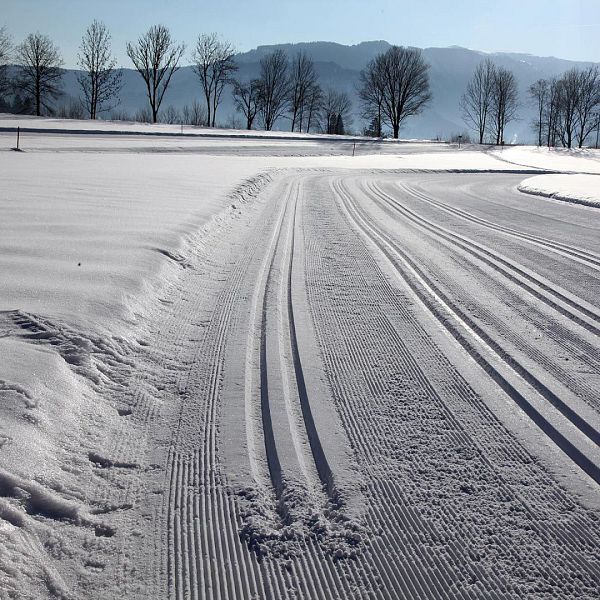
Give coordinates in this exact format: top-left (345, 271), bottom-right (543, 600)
top-left (1, 118), bottom-right (599, 600)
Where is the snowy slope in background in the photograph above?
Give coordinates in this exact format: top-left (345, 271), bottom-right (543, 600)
top-left (6, 41), bottom-right (598, 140)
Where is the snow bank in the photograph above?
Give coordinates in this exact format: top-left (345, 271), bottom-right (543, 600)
top-left (491, 145), bottom-right (600, 174)
top-left (518, 174), bottom-right (600, 207)
top-left (0, 151), bottom-right (262, 336)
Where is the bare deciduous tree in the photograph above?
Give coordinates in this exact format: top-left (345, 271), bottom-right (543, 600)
top-left (303, 83), bottom-right (323, 133)
top-left (257, 49), bottom-right (289, 131)
top-left (528, 79), bottom-right (548, 147)
top-left (126, 25), bottom-right (185, 124)
top-left (574, 66), bottom-right (600, 148)
top-left (555, 68), bottom-right (580, 149)
top-left (321, 88), bottom-right (352, 134)
top-left (192, 33), bottom-right (237, 127)
top-left (358, 56), bottom-right (385, 137)
top-left (0, 26), bottom-right (12, 98)
top-left (460, 59), bottom-right (495, 144)
top-left (77, 21), bottom-right (122, 119)
top-left (288, 51), bottom-right (318, 132)
top-left (15, 33), bottom-right (64, 116)
top-left (232, 78), bottom-right (261, 129)
top-left (545, 77), bottom-right (561, 147)
top-left (490, 66), bottom-right (519, 145)
top-left (531, 70), bottom-right (599, 149)
top-left (364, 46), bottom-right (430, 139)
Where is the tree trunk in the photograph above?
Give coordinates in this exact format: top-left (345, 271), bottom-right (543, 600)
top-left (35, 73), bottom-right (41, 116)
top-left (291, 109), bottom-right (297, 132)
top-left (205, 91), bottom-right (211, 128)
top-left (211, 94), bottom-right (217, 127)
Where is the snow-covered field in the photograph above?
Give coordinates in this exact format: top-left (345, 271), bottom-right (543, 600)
top-left (1, 118), bottom-right (599, 599)
top-left (491, 145), bottom-right (600, 174)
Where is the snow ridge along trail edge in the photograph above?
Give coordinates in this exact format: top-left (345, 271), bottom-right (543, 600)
top-left (334, 177), bottom-right (600, 486)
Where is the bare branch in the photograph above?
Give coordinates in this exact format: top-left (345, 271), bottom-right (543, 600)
top-left (256, 49), bottom-right (289, 131)
top-left (77, 20), bottom-right (122, 119)
top-left (15, 32), bottom-right (64, 116)
top-left (126, 25), bottom-right (185, 123)
top-left (460, 59), bottom-right (495, 144)
top-left (192, 33), bottom-right (237, 127)
top-left (0, 26), bottom-right (12, 98)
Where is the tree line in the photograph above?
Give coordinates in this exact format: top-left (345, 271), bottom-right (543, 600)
top-left (0, 23), bottom-right (435, 137)
top-left (3, 21), bottom-right (600, 144)
top-left (460, 57), bottom-right (600, 148)
top-left (460, 59), bottom-right (518, 145)
top-left (528, 67), bottom-right (600, 148)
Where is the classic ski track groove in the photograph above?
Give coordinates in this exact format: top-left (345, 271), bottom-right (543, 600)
top-left (387, 182), bottom-right (600, 333)
top-left (303, 176), bottom-right (600, 599)
top-left (249, 179), bottom-right (339, 515)
top-left (162, 176), bottom-right (355, 600)
top-left (402, 181), bottom-right (600, 272)
top-left (334, 178), bottom-right (600, 484)
top-left (28, 171), bottom-right (600, 600)
top-left (367, 181), bottom-right (600, 416)
top-left (163, 182), bottom-right (288, 600)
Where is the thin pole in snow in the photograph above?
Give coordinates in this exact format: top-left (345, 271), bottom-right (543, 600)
top-left (16, 126), bottom-right (20, 150)
top-left (352, 141), bottom-right (356, 156)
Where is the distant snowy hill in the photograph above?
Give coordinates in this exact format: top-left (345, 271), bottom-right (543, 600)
top-left (55, 42), bottom-right (598, 141)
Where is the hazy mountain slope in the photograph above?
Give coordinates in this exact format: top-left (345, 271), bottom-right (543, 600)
top-left (21, 42), bottom-right (600, 141)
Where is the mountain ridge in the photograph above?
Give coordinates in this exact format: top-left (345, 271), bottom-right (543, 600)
top-left (8, 41), bottom-right (600, 141)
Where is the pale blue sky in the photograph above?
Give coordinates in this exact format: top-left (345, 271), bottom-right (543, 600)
top-left (3, 0), bottom-right (599, 68)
